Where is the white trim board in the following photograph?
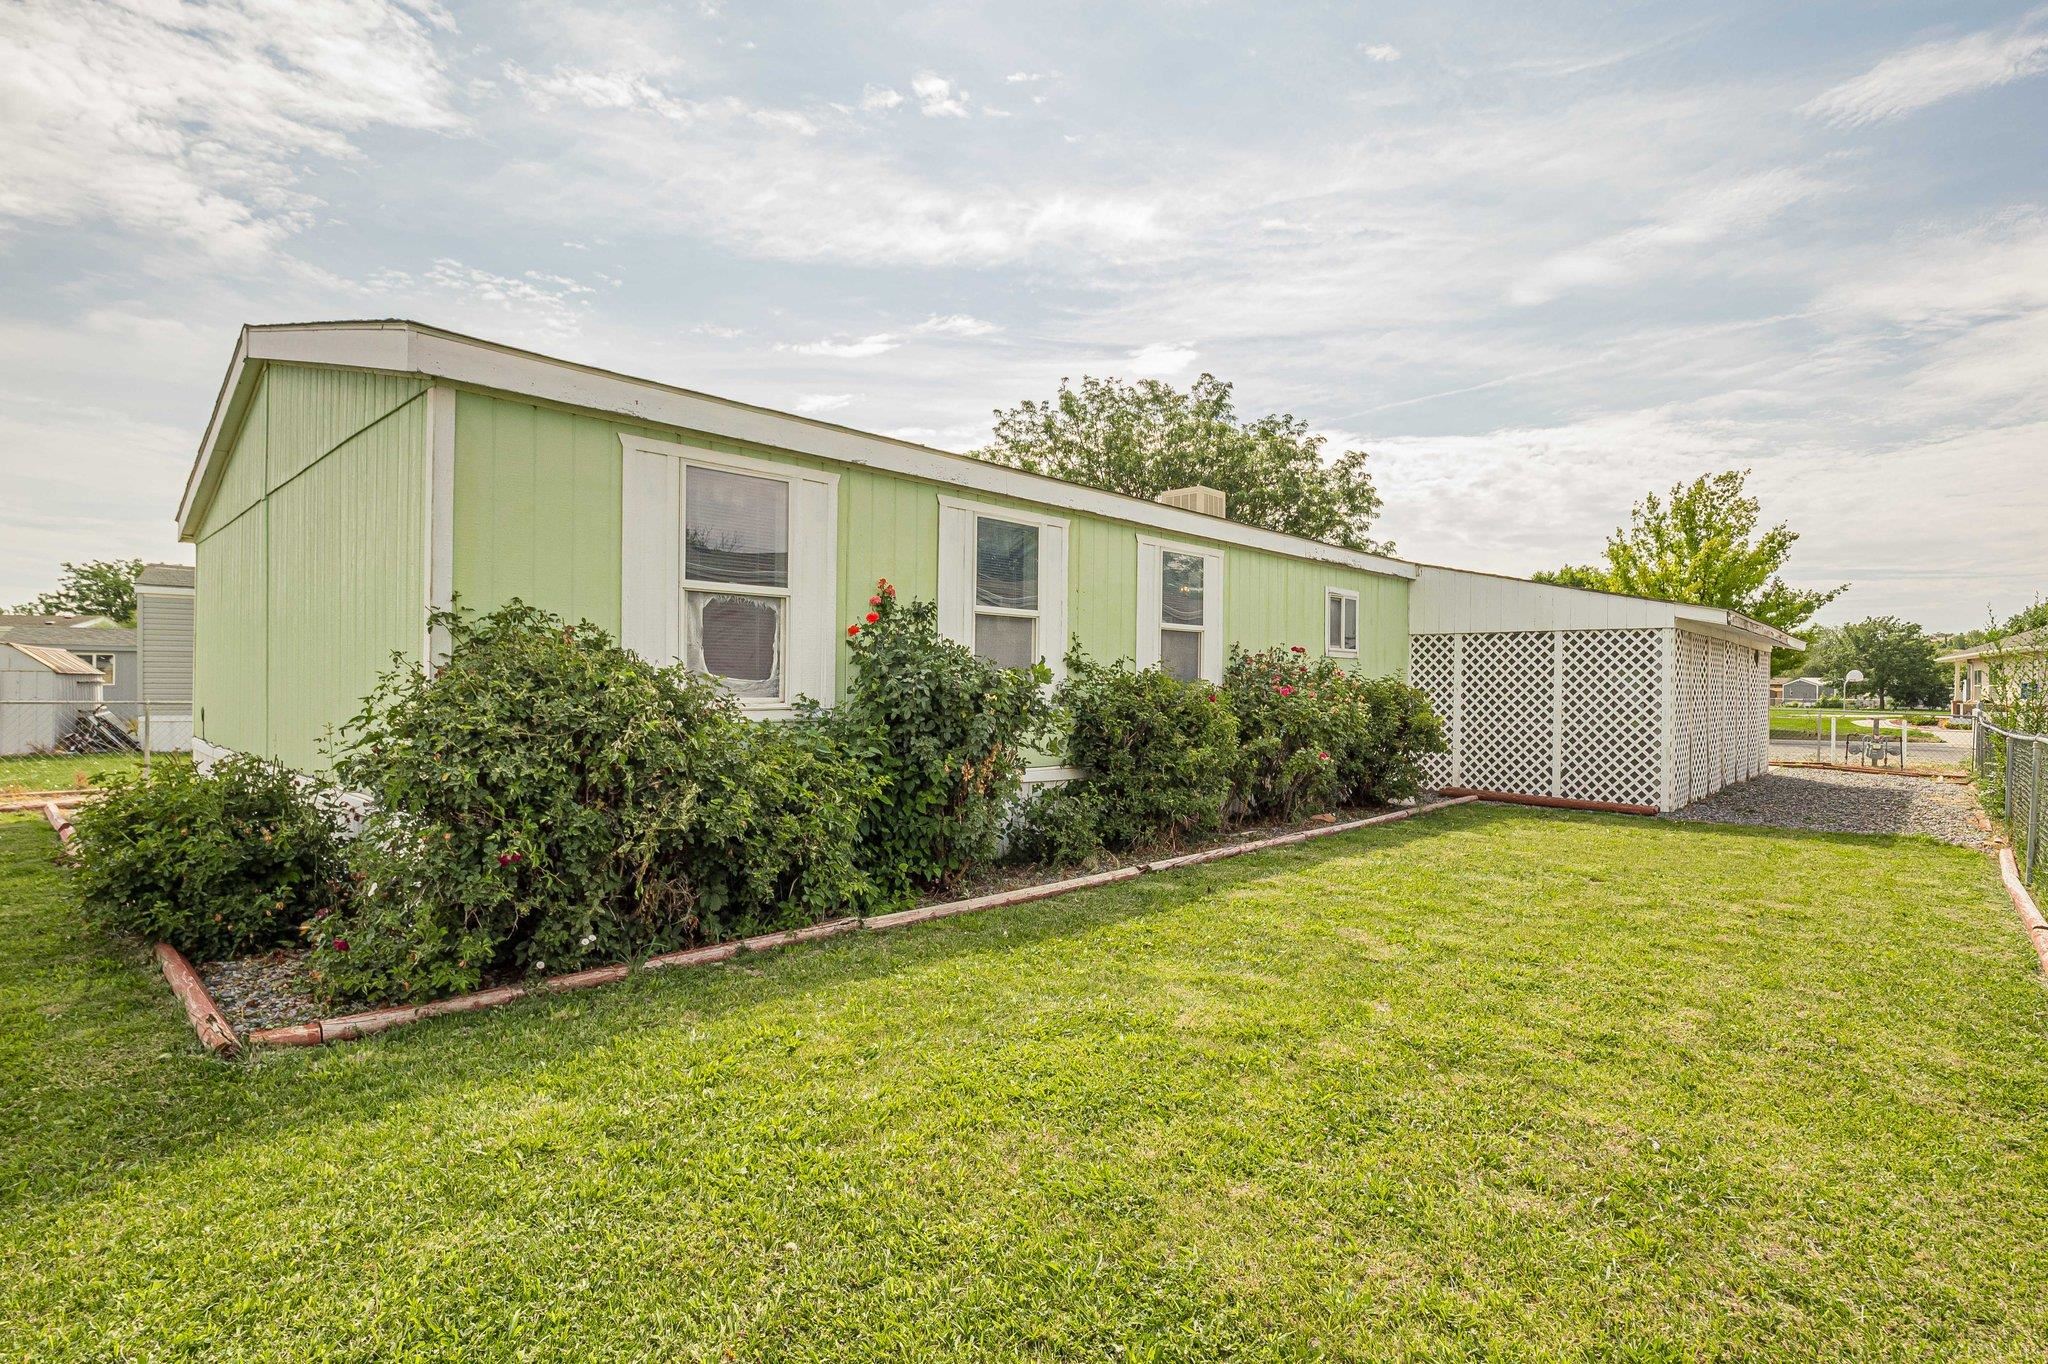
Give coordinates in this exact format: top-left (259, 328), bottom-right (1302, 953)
top-left (176, 322), bottom-right (1414, 584)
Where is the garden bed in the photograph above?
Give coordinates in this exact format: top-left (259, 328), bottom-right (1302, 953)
top-left (186, 796), bottom-right (1470, 1041)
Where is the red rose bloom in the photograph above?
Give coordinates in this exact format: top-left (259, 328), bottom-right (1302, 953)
top-left (1279, 684), bottom-right (1295, 696)
top-left (847, 624), bottom-right (860, 636)
top-left (868, 595), bottom-right (882, 606)
top-left (1290, 645), bottom-right (1306, 654)
top-left (332, 938), bottom-right (349, 953)
top-left (865, 611), bottom-right (879, 623)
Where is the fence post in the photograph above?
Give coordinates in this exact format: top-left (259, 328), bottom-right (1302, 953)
top-left (141, 700), bottom-right (151, 775)
top-left (2027, 734), bottom-right (2041, 881)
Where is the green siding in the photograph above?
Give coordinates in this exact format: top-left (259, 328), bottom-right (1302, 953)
top-left (194, 504), bottom-right (266, 753)
top-left (193, 364), bottom-right (427, 770)
top-left (449, 389), bottom-right (1410, 705)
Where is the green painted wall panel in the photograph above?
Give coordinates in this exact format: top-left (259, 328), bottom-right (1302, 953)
top-left (264, 366), bottom-right (427, 492)
top-left (194, 503), bottom-right (267, 753)
top-left (193, 363), bottom-right (428, 770)
top-left (263, 399), bottom-right (427, 770)
top-left (202, 371), bottom-right (270, 539)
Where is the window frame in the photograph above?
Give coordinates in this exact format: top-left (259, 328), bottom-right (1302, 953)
top-left (680, 463), bottom-right (793, 704)
top-left (938, 496), bottom-right (1069, 682)
top-left (1325, 588), bottom-right (1360, 658)
top-left (1135, 535), bottom-right (1224, 684)
top-left (620, 436), bottom-right (839, 720)
top-left (84, 652), bottom-right (117, 683)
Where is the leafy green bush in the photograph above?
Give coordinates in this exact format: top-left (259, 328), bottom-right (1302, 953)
top-left (1223, 646), bottom-right (1342, 821)
top-left (1222, 646), bottom-right (1445, 821)
top-left (1321, 672), bottom-right (1447, 807)
top-left (831, 579), bottom-right (1054, 898)
top-left (1005, 783), bottom-right (1106, 868)
top-left (1051, 649), bottom-right (1237, 850)
top-left (312, 602), bottom-right (883, 1003)
top-left (70, 755), bottom-right (349, 960)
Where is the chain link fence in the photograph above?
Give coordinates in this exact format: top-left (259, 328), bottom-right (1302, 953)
top-left (1974, 712), bottom-right (2045, 886)
top-left (0, 700), bottom-right (192, 797)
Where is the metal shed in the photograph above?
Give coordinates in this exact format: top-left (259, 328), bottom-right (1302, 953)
top-left (1407, 566), bottom-right (1800, 813)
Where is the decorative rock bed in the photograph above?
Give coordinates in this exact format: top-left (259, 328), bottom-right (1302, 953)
top-left (1665, 769), bottom-right (1994, 848)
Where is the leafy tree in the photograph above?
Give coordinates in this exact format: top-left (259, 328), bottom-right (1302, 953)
top-left (976, 373), bottom-right (1391, 554)
top-left (1836, 616), bottom-right (1946, 709)
top-left (13, 559), bottom-right (145, 624)
top-left (1533, 471), bottom-right (1844, 653)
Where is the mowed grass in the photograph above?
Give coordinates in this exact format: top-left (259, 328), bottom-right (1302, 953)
top-left (3, 806), bottom-right (2046, 1361)
top-left (0, 750), bottom-right (156, 794)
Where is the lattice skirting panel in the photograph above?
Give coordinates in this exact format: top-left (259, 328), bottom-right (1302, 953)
top-left (1673, 628), bottom-right (1770, 804)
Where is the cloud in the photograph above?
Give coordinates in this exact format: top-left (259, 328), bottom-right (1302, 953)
top-left (783, 334), bottom-right (901, 358)
top-left (1510, 168), bottom-right (1822, 305)
top-left (1125, 343), bottom-right (1199, 378)
top-left (0, 0), bottom-right (461, 264)
top-left (913, 314), bottom-right (1000, 336)
top-left (910, 71), bottom-right (970, 118)
top-left (367, 258), bottom-right (596, 337)
top-left (1359, 44), bottom-right (1403, 62)
top-left (860, 84), bottom-right (904, 111)
top-left (503, 63), bottom-right (819, 134)
top-left (1005, 71), bottom-right (1050, 83)
top-left (1802, 17), bottom-right (2048, 127)
top-left (793, 393), bottom-right (854, 414)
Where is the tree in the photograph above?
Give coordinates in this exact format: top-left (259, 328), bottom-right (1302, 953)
top-left (976, 373), bottom-right (1391, 554)
top-left (12, 559), bottom-right (145, 624)
top-left (1836, 616), bottom-right (1946, 709)
top-left (1532, 470), bottom-right (1844, 650)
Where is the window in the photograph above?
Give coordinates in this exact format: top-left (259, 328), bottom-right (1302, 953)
top-left (683, 466), bottom-right (789, 701)
top-left (1325, 589), bottom-right (1359, 656)
top-left (1137, 537), bottom-right (1223, 683)
top-left (620, 438), bottom-right (839, 717)
top-left (973, 516), bottom-right (1041, 670)
top-left (83, 653), bottom-right (116, 683)
top-left (938, 498), bottom-right (1068, 680)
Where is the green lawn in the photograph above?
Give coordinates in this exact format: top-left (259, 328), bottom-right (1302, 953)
top-left (1769, 708), bottom-right (1947, 742)
top-left (0, 750), bottom-right (155, 794)
top-left (3, 807), bottom-right (2046, 1360)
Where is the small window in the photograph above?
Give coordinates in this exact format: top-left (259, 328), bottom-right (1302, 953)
top-left (1325, 589), bottom-right (1358, 655)
top-left (973, 517), bottom-right (1042, 670)
top-left (683, 465), bottom-right (791, 702)
top-left (1157, 551), bottom-right (1206, 682)
top-left (83, 653), bottom-right (116, 683)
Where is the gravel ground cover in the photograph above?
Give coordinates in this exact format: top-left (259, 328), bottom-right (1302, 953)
top-left (197, 948), bottom-right (321, 1032)
top-left (1668, 768), bottom-right (1993, 847)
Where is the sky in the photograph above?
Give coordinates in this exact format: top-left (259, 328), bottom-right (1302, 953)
top-left (1, 1), bottom-right (2044, 631)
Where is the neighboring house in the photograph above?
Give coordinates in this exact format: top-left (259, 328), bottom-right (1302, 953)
top-left (174, 321), bottom-right (1794, 812)
top-left (1939, 626), bottom-right (2048, 714)
top-left (136, 563), bottom-right (196, 750)
top-left (0, 618), bottom-right (136, 704)
top-left (0, 639), bottom-right (106, 755)
top-left (1778, 676), bottom-right (1834, 705)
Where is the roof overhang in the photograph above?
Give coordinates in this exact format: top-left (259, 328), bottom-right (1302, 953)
top-left (176, 321), bottom-right (1418, 582)
top-left (1672, 604), bottom-right (1803, 651)
top-left (6, 642), bottom-right (104, 676)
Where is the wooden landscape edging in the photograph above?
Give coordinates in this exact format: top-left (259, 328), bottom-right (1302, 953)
top-left (41, 800), bottom-right (243, 1057)
top-left (44, 793), bottom-right (1476, 1056)
top-left (1996, 847), bottom-right (2048, 976)
top-left (1442, 788), bottom-right (1660, 817)
top-left (0, 791), bottom-right (100, 814)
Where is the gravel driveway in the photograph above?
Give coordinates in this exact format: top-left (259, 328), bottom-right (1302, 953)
top-left (1664, 768), bottom-right (1992, 848)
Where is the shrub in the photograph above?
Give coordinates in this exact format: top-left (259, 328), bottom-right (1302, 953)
top-left (832, 579), bottom-right (1054, 898)
top-left (687, 717), bottom-right (880, 933)
top-left (1322, 672), bottom-right (1447, 807)
top-left (1005, 783), bottom-right (1106, 867)
top-left (1052, 649), bottom-right (1237, 850)
top-left (1223, 646), bottom-right (1342, 821)
top-left (70, 756), bottom-right (349, 960)
top-left (1222, 647), bottom-right (1446, 821)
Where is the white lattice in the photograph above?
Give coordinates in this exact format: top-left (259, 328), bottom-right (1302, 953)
top-left (1410, 633), bottom-right (1456, 788)
top-left (1460, 631), bottom-right (1558, 795)
top-left (1675, 631), bottom-right (1711, 803)
top-left (1559, 629), bottom-right (1665, 807)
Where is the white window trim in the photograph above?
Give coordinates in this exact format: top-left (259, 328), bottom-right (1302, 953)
top-left (937, 495), bottom-right (1070, 683)
top-left (1136, 535), bottom-right (1224, 683)
top-left (620, 435), bottom-right (839, 720)
top-left (1325, 587), bottom-right (1359, 658)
